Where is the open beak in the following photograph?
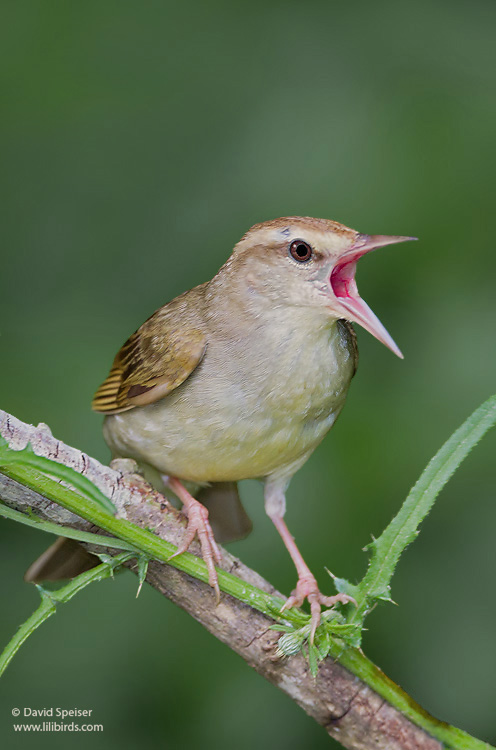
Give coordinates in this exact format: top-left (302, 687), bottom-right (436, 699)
top-left (330, 234), bottom-right (417, 358)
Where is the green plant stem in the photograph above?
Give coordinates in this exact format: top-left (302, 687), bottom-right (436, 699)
top-left (1, 465), bottom-right (493, 748)
top-left (1, 392), bottom-right (495, 750)
top-left (0, 553), bottom-right (135, 677)
top-left (335, 647), bottom-right (491, 750)
top-left (0, 462), bottom-right (299, 623)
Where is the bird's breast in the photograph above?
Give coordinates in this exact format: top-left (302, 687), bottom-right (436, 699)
top-left (104, 319), bottom-right (356, 483)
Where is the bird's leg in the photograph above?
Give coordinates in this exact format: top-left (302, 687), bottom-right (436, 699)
top-left (265, 481), bottom-right (355, 643)
top-left (164, 476), bottom-right (222, 602)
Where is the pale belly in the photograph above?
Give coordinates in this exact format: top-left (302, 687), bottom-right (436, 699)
top-left (103, 320), bottom-right (355, 483)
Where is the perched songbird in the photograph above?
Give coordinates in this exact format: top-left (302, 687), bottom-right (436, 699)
top-left (90, 217), bottom-right (414, 639)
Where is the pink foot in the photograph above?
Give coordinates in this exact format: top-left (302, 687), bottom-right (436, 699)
top-left (167, 483), bottom-right (222, 602)
top-left (280, 573), bottom-right (355, 643)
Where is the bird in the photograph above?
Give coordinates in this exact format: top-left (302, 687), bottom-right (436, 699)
top-left (92, 216), bottom-right (415, 637)
top-left (28, 217), bottom-right (415, 641)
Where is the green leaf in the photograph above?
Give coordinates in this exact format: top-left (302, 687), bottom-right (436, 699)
top-left (314, 628), bottom-right (331, 660)
top-left (328, 572), bottom-right (359, 601)
top-left (0, 438), bottom-right (116, 515)
top-left (348, 395), bottom-right (496, 635)
top-left (0, 501), bottom-right (140, 553)
top-left (307, 642), bottom-right (319, 678)
top-left (136, 555), bottom-right (150, 597)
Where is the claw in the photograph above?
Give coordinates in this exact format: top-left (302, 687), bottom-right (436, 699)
top-left (166, 478), bottom-right (222, 603)
top-left (280, 574), bottom-right (355, 643)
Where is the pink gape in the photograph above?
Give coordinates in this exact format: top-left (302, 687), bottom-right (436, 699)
top-left (331, 234), bottom-right (414, 359)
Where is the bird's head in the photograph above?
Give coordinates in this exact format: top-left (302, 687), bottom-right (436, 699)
top-left (228, 216), bottom-right (416, 358)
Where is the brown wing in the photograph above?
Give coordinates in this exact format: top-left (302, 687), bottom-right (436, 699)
top-left (338, 319), bottom-right (359, 376)
top-left (92, 298), bottom-right (207, 415)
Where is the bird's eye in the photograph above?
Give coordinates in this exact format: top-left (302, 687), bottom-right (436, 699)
top-left (289, 240), bottom-right (312, 263)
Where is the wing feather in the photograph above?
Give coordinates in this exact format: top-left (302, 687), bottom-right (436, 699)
top-left (92, 291), bottom-right (207, 414)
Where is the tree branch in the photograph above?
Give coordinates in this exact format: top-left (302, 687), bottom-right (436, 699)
top-left (0, 410), bottom-right (489, 750)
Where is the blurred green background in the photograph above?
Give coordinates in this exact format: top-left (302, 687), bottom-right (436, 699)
top-left (1, 0), bottom-right (495, 748)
